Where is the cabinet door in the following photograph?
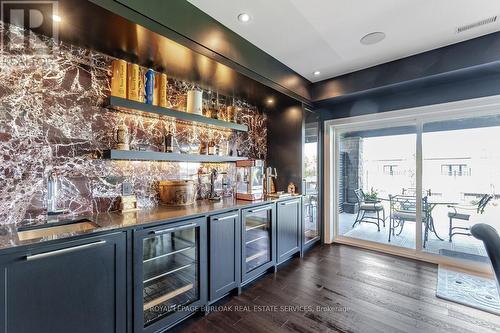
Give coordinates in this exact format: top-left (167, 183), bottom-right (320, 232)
top-left (134, 217), bottom-right (207, 333)
top-left (0, 232), bottom-right (126, 333)
top-left (277, 198), bottom-right (301, 264)
top-left (209, 211), bottom-right (240, 302)
top-left (241, 204), bottom-right (276, 283)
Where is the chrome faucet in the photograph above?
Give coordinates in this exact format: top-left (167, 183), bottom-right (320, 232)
top-left (47, 171), bottom-right (68, 215)
top-left (208, 168), bottom-right (226, 201)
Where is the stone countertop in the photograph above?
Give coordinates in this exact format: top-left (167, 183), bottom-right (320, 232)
top-left (0, 196), bottom-right (302, 253)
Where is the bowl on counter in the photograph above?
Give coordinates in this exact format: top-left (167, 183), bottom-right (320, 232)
top-left (158, 180), bottom-right (197, 206)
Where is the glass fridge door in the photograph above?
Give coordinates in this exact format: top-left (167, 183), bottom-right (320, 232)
top-left (141, 225), bottom-right (199, 327)
top-left (244, 207), bottom-right (272, 273)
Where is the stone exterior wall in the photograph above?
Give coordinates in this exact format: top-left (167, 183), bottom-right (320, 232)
top-left (340, 137), bottom-right (364, 205)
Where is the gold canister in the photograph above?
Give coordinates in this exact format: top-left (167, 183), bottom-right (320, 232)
top-left (138, 67), bottom-right (146, 103)
top-left (153, 73), bottom-right (160, 106)
top-left (158, 180), bottom-right (197, 206)
top-left (110, 59), bottom-right (127, 98)
top-left (159, 73), bottom-right (168, 107)
top-left (127, 63), bottom-right (140, 101)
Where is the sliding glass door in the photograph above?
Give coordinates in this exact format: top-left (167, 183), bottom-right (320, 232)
top-left (422, 115), bottom-right (500, 262)
top-left (337, 124), bottom-right (417, 249)
top-left (328, 97), bottom-right (500, 268)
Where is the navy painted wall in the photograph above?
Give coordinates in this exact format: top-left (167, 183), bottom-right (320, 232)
top-left (316, 63), bottom-right (500, 120)
top-left (312, 31), bottom-right (500, 102)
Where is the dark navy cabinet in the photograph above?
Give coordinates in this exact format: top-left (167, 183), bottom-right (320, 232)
top-left (0, 232), bottom-right (127, 333)
top-left (241, 204), bottom-right (276, 284)
top-left (277, 198), bottom-right (302, 264)
top-left (208, 210), bottom-right (241, 302)
top-left (133, 217), bottom-right (207, 333)
top-left (0, 199), bottom-right (304, 333)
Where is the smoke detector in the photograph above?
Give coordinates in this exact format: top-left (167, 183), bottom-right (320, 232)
top-left (457, 16), bottom-right (497, 33)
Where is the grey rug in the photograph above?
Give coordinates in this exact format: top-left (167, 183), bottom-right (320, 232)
top-left (437, 266), bottom-right (500, 315)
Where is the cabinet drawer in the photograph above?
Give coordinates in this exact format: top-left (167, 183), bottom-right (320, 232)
top-left (0, 232), bottom-right (127, 333)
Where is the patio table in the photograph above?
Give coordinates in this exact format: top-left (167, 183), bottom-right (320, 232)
top-left (426, 199), bottom-right (458, 242)
top-left (378, 195), bottom-right (457, 247)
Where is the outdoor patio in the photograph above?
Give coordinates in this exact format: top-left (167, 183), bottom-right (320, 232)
top-left (338, 202), bottom-right (495, 258)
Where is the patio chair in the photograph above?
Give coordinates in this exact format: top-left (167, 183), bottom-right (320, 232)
top-left (447, 194), bottom-right (493, 242)
top-left (402, 187), bottom-right (431, 197)
top-left (352, 189), bottom-right (385, 231)
top-left (471, 223), bottom-right (500, 295)
top-left (388, 195), bottom-right (429, 246)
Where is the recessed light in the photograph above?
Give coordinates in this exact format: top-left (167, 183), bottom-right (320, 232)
top-left (313, 71), bottom-right (321, 76)
top-left (52, 14), bottom-right (62, 22)
top-left (266, 98), bottom-right (274, 105)
top-left (238, 13), bottom-right (251, 23)
top-left (360, 32), bottom-right (386, 45)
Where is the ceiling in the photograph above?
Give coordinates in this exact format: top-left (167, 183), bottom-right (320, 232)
top-left (188, 0), bottom-right (500, 83)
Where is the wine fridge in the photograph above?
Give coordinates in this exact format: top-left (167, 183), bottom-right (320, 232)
top-left (134, 217), bottom-right (207, 332)
top-left (241, 204), bottom-right (276, 283)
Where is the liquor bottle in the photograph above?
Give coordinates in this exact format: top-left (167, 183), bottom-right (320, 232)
top-left (164, 128), bottom-right (174, 153)
top-left (210, 98), bottom-right (218, 119)
top-left (226, 96), bottom-right (236, 122)
top-left (215, 142), bottom-right (220, 156)
top-left (208, 140), bottom-right (216, 155)
top-left (200, 141), bottom-right (208, 155)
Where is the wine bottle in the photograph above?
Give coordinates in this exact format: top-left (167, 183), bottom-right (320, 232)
top-left (208, 140), bottom-right (215, 155)
top-left (164, 129), bottom-right (174, 153)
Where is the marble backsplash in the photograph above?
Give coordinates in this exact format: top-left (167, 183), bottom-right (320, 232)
top-left (0, 22), bottom-right (267, 225)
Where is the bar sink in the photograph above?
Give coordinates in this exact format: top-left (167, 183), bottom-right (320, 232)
top-left (17, 218), bottom-right (98, 241)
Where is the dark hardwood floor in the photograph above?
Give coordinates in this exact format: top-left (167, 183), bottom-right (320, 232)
top-left (172, 244), bottom-right (500, 333)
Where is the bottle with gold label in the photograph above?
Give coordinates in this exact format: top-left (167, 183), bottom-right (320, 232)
top-left (164, 128), bottom-right (174, 153)
top-left (159, 73), bottom-right (168, 107)
top-left (127, 63), bottom-right (140, 101)
top-left (111, 59), bottom-right (127, 98)
top-left (208, 140), bottom-right (216, 155)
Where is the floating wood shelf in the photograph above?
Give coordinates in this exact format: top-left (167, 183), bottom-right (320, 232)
top-left (106, 96), bottom-right (249, 132)
top-left (102, 149), bottom-right (247, 163)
